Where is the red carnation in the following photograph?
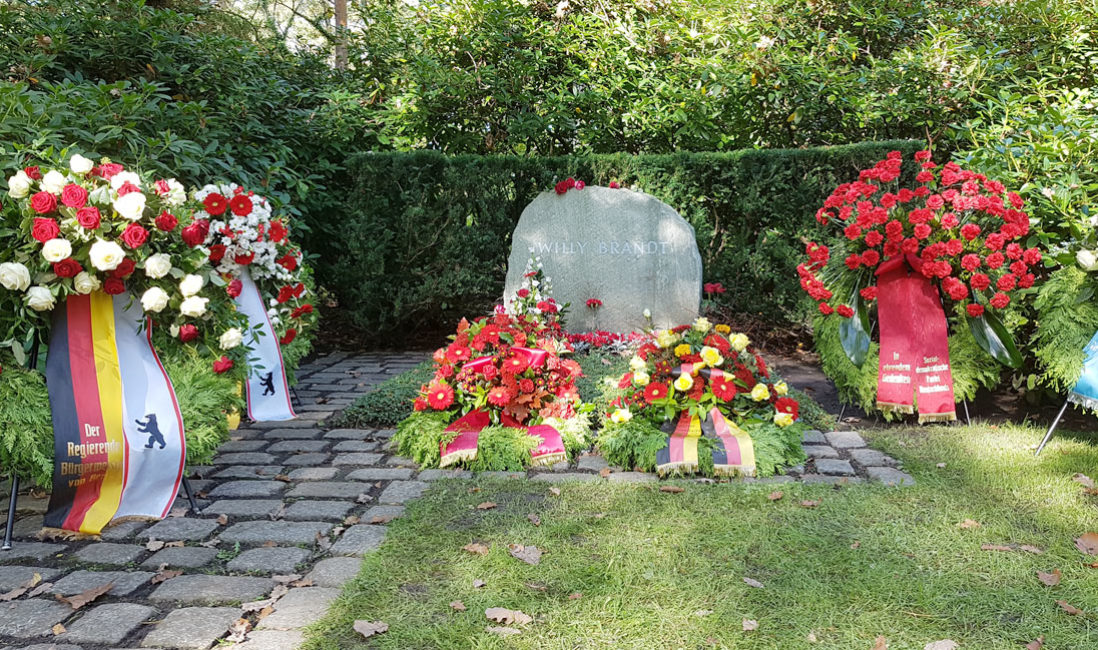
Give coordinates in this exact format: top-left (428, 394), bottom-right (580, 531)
top-left (859, 286), bottom-right (878, 301)
top-left (280, 328), bottom-right (298, 345)
top-left (517, 288), bottom-right (530, 298)
top-left (426, 382), bottom-right (455, 410)
top-left (277, 285), bottom-right (296, 304)
top-left (60, 183), bottom-right (88, 208)
top-left (970, 273), bottom-right (991, 291)
top-left (203, 193), bottom-right (228, 216)
top-left (836, 304), bottom-right (854, 318)
top-left (914, 224), bottom-right (931, 240)
top-left (30, 191), bottom-right (57, 215)
top-left (208, 244), bottom-right (227, 263)
top-left (31, 217), bottom-right (60, 243)
top-left (644, 382), bottom-right (669, 404)
top-left (960, 223), bottom-right (981, 241)
top-left (997, 274), bottom-right (1016, 291)
top-left (519, 378), bottom-right (535, 393)
top-left (234, 252), bottom-right (255, 266)
top-left (229, 194), bottom-right (253, 216)
top-left (986, 252), bottom-right (1005, 269)
top-left (52, 258), bottom-right (82, 278)
top-left (1022, 248), bottom-right (1042, 266)
top-left (120, 222), bottom-right (148, 249)
top-left (213, 356), bottom-right (234, 374)
top-left (818, 302), bottom-right (834, 315)
top-left (290, 304), bottom-right (313, 319)
top-left (179, 324), bottom-right (199, 342)
top-left (966, 303), bottom-right (985, 318)
top-left (76, 206), bottom-right (101, 230)
top-left (155, 211), bottom-right (178, 231)
top-left (990, 292), bottom-right (1010, 309)
top-left (961, 254), bottom-right (981, 272)
top-left (864, 230), bottom-right (883, 247)
top-left (940, 212), bottom-right (959, 229)
top-left (985, 233), bottom-right (1005, 251)
top-left (102, 277), bottom-right (126, 295)
top-left (226, 279), bottom-right (243, 298)
top-left (843, 224), bottom-right (861, 241)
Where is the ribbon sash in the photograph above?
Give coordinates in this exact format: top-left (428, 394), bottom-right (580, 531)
top-left (438, 409), bottom-right (564, 468)
top-left (1068, 330), bottom-right (1098, 410)
top-left (236, 269), bottom-right (296, 422)
top-left (875, 256), bottom-right (957, 423)
top-left (656, 408), bottom-right (756, 477)
top-left (655, 412), bottom-right (701, 474)
top-left (707, 409), bottom-right (756, 477)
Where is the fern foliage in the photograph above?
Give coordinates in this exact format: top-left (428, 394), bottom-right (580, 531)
top-left (1033, 266), bottom-right (1098, 395)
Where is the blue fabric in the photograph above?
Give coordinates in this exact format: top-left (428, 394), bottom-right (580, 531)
top-left (1070, 330), bottom-right (1098, 403)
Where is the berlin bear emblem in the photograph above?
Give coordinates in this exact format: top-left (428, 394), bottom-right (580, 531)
top-left (136, 413), bottom-right (166, 449)
top-left (260, 371), bottom-right (276, 396)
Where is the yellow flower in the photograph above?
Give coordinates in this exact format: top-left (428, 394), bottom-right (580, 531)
top-left (774, 412), bottom-right (794, 427)
top-left (700, 346), bottom-right (723, 367)
top-left (629, 355), bottom-right (647, 371)
top-left (632, 371), bottom-right (651, 386)
top-left (610, 408), bottom-right (633, 424)
top-left (674, 343), bottom-right (692, 358)
top-left (730, 333), bottom-right (750, 352)
top-left (656, 329), bottom-right (679, 349)
top-left (715, 324), bottom-right (731, 334)
top-left (693, 316), bottom-right (712, 333)
top-left (674, 374), bottom-right (694, 392)
top-left (751, 383), bottom-right (770, 401)
top-left (774, 381), bottom-right (789, 396)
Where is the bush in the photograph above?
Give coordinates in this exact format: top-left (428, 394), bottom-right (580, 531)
top-left (334, 360), bottom-right (435, 428)
top-left (328, 141), bottom-right (921, 341)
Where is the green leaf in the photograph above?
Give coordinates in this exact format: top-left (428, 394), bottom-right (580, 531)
top-left (966, 310), bottom-right (1022, 368)
top-left (838, 283), bottom-right (871, 368)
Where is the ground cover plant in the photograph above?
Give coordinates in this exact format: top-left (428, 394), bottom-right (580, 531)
top-left (304, 422), bottom-right (1098, 649)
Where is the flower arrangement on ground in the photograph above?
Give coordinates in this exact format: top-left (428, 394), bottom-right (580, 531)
top-left (391, 311), bottom-right (592, 471)
top-left (596, 318), bottom-right (805, 478)
top-left (799, 149), bottom-right (1041, 419)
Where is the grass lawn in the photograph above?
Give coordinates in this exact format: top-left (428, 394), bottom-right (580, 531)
top-left (303, 423), bottom-right (1098, 649)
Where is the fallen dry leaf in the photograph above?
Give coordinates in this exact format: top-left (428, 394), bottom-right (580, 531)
top-left (743, 577), bottom-right (764, 589)
top-left (800, 499), bottom-right (821, 508)
top-left (981, 544), bottom-right (1014, 552)
top-left (1021, 545), bottom-right (1044, 555)
top-left (165, 540), bottom-right (184, 548)
top-left (872, 635), bottom-right (888, 650)
top-left (958, 519), bottom-right (981, 529)
top-left (315, 532), bottom-right (332, 552)
top-left (473, 579), bottom-right (486, 589)
top-left (269, 584), bottom-right (290, 601)
top-left (807, 631), bottom-right (818, 642)
top-left (468, 487), bottom-right (482, 493)
top-left (508, 544), bottom-right (543, 565)
top-left (51, 623), bottom-right (66, 635)
top-left (1025, 635), bottom-right (1045, 649)
top-left (0, 573), bottom-right (41, 601)
top-left (694, 609), bottom-right (713, 617)
top-left (450, 600), bottom-right (466, 611)
top-left (549, 487), bottom-right (561, 496)
top-left (660, 485), bottom-right (685, 493)
top-left (569, 592), bottom-right (582, 600)
top-left (344, 515), bottom-right (360, 526)
top-left (145, 539), bottom-right (165, 552)
top-left (767, 491), bottom-right (783, 501)
top-left (936, 463), bottom-right (947, 469)
top-left (151, 569), bottom-right (182, 585)
top-left (28, 582), bottom-right (52, 598)
top-left (1057, 600), bottom-right (1084, 615)
top-left (226, 617), bottom-right (251, 643)
top-left (599, 467), bottom-right (612, 478)
top-left (742, 618), bottom-right (758, 631)
top-left (370, 515), bottom-right (397, 524)
top-left (923, 641), bottom-right (959, 650)
top-left (356, 493), bottom-right (373, 504)
top-left (274, 474), bottom-right (292, 483)
top-left (1074, 473), bottom-right (1095, 489)
top-left (477, 502), bottom-right (497, 510)
top-left (272, 574), bottom-right (302, 584)
top-left (217, 514), bottom-right (229, 525)
top-left (485, 607), bottom-right (533, 626)
top-left (463, 542), bottom-right (490, 556)
top-left (57, 582), bottom-right (114, 610)
top-left (851, 541), bottom-right (861, 549)
top-left (1075, 532), bottom-right (1098, 555)
top-left (354, 620), bottom-right (389, 639)
top-left (1037, 569), bottom-right (1062, 587)
top-left (524, 582), bottom-right (547, 591)
top-left (291, 577), bottom-right (313, 588)
top-left (487, 626), bottom-right (521, 637)
top-left (528, 514), bottom-right (541, 527)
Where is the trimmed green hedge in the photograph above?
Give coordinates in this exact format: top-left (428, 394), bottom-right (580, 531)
top-left (317, 141), bottom-right (920, 341)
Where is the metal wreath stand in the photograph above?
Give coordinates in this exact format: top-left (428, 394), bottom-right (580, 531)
top-left (3, 329), bottom-right (203, 551)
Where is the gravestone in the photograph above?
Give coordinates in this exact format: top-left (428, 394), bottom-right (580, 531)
top-left (504, 186), bottom-right (703, 333)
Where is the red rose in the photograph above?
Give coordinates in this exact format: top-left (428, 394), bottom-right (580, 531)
top-left (155, 211), bottom-right (178, 231)
top-left (229, 194), bottom-right (253, 216)
top-left (116, 181), bottom-right (140, 196)
top-left (208, 244), bottom-right (227, 263)
top-left (154, 179), bottom-right (171, 196)
top-left (103, 277), bottom-right (126, 295)
top-left (966, 303), bottom-right (985, 318)
top-left (268, 220), bottom-right (288, 243)
top-left (193, 218), bottom-right (211, 237)
top-left (181, 223), bottom-right (206, 247)
top-left (914, 150), bottom-right (932, 162)
top-left (75, 206), bottom-right (101, 230)
top-left (279, 328), bottom-right (298, 345)
top-left (179, 324), bottom-right (199, 342)
top-left (23, 166), bottom-right (41, 180)
top-left (554, 181), bottom-right (568, 195)
top-left (52, 258), bottom-right (82, 278)
top-left (111, 258), bottom-right (136, 278)
top-left (60, 183), bottom-right (88, 208)
top-left (120, 222), bottom-right (148, 249)
top-left (203, 193), bottom-right (228, 216)
top-left (989, 292), bottom-right (1010, 309)
top-left (96, 163), bottom-right (123, 179)
top-left (226, 279), bottom-right (243, 298)
top-left (31, 217), bottom-right (60, 243)
top-left (30, 191), bottom-right (57, 215)
top-left (212, 356), bottom-right (234, 374)
top-left (234, 252), bottom-right (255, 266)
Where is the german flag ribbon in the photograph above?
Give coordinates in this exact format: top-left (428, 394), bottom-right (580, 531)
top-left (707, 408), bottom-right (756, 477)
top-left (656, 407), bottom-right (756, 477)
top-left (44, 291), bottom-right (186, 534)
top-left (655, 411), bottom-right (702, 475)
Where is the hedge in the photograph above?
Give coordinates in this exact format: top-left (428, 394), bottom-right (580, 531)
top-left (318, 140), bottom-right (920, 341)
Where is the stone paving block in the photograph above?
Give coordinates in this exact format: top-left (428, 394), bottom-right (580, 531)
top-left (149, 575), bottom-right (274, 605)
top-left (227, 547), bottom-right (311, 574)
top-left (282, 453), bottom-right (331, 467)
top-left (331, 440), bottom-right (379, 452)
top-left (529, 472), bottom-right (599, 483)
top-left (265, 428), bottom-right (322, 439)
top-left (204, 499), bottom-right (285, 517)
top-left (139, 518), bottom-right (220, 542)
top-left (802, 429), bottom-right (828, 444)
top-left (346, 468), bottom-right (414, 482)
top-left (286, 482), bottom-right (370, 499)
top-left (0, 542), bottom-right (66, 561)
top-left (0, 493), bottom-right (50, 515)
top-left (803, 445), bottom-right (839, 459)
top-left (332, 453), bottom-right (384, 466)
top-left (232, 629), bottom-right (305, 649)
top-left (758, 475), bottom-right (797, 483)
top-left (282, 500), bottom-right (354, 522)
top-left (13, 515), bottom-right (43, 537)
top-left (363, 505), bottom-right (405, 522)
top-left (99, 520), bottom-right (149, 541)
top-left (212, 453), bottom-right (278, 465)
top-left (8, 643), bottom-right (83, 650)
top-left (329, 525), bottom-right (387, 557)
top-left (0, 599), bottom-right (72, 638)
top-left (286, 467), bottom-right (339, 481)
top-left (814, 459), bottom-right (855, 476)
top-left (867, 467), bottom-right (916, 486)
top-left (219, 440), bottom-right (269, 453)
top-left (849, 448), bottom-right (896, 467)
top-left (606, 471), bottom-right (657, 483)
top-left (372, 429), bottom-right (396, 439)
top-left (208, 481), bottom-right (287, 498)
top-left (378, 481), bottom-right (429, 504)
top-left (384, 455), bottom-right (415, 467)
top-left (801, 474), bottom-right (863, 485)
top-left (417, 469), bottom-right (471, 481)
top-left (825, 430), bottom-right (867, 449)
top-left (220, 520), bottom-right (332, 545)
top-left (267, 440), bottom-right (329, 454)
top-left (59, 602), bottom-right (154, 645)
top-left (74, 543), bottom-right (144, 565)
top-left (304, 557), bottom-right (362, 588)
top-left (141, 547), bottom-right (220, 569)
top-left (211, 465), bottom-right (284, 480)
top-left (550, 460), bottom-right (571, 471)
top-left (576, 455), bottom-right (609, 471)
top-left (476, 471), bottom-right (527, 479)
top-left (258, 587), bottom-right (341, 630)
top-left (0, 566), bottom-right (62, 591)
top-left (52, 570), bottom-right (154, 597)
top-left (139, 606), bottom-right (240, 648)
top-left (323, 429), bottom-right (373, 440)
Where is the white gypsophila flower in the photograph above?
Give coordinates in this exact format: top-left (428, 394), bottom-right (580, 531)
top-left (0, 262), bottom-right (31, 292)
top-left (179, 274), bottom-right (205, 297)
top-left (140, 287), bottom-right (170, 313)
top-left (144, 253), bottom-right (172, 279)
top-left (73, 271), bottom-right (100, 294)
top-left (113, 191), bottom-right (146, 221)
top-left (40, 170), bottom-right (67, 195)
top-left (109, 171), bottom-right (141, 192)
top-left (41, 238), bottom-right (72, 263)
top-left (6, 171), bottom-right (32, 199)
top-left (25, 286), bottom-right (55, 311)
top-left (89, 239), bottom-right (125, 271)
top-left (179, 295), bottom-right (209, 317)
top-left (69, 154), bottom-right (94, 175)
top-left (219, 327), bottom-right (243, 350)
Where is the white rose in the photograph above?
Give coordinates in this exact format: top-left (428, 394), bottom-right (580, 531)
top-left (170, 324), bottom-right (180, 338)
top-left (1077, 250), bottom-right (1098, 272)
top-left (89, 239), bottom-right (126, 271)
top-left (144, 253), bottom-right (172, 279)
top-left (69, 154), bottom-right (94, 174)
top-left (165, 179), bottom-right (186, 207)
top-left (73, 271), bottom-right (100, 295)
top-left (140, 287), bottom-right (170, 313)
top-left (41, 170), bottom-right (66, 195)
top-left (6, 171), bottom-right (31, 199)
top-left (179, 274), bottom-right (205, 297)
top-left (25, 286), bottom-right (55, 311)
top-left (179, 296), bottom-right (209, 317)
top-left (109, 171), bottom-right (141, 192)
top-left (113, 192), bottom-right (146, 221)
top-left (41, 238), bottom-right (72, 263)
top-left (0, 262), bottom-right (31, 292)
top-left (219, 327), bottom-right (243, 350)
